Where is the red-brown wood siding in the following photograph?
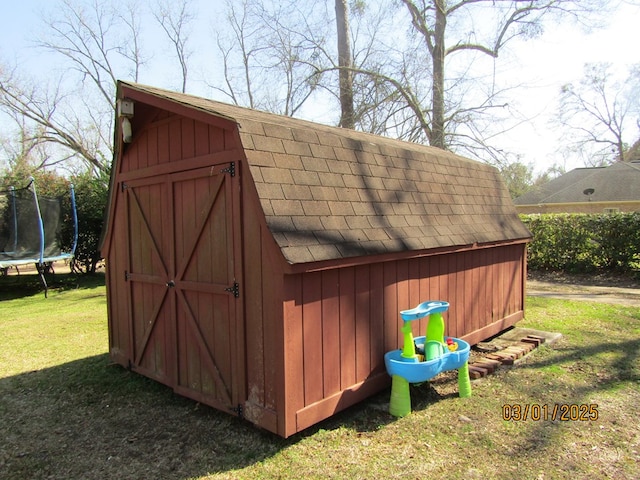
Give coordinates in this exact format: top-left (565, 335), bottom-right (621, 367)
top-left (241, 164), bottom-right (284, 433)
top-left (105, 192), bottom-right (131, 366)
top-left (281, 243), bottom-right (525, 435)
top-left (106, 105), bottom-right (246, 415)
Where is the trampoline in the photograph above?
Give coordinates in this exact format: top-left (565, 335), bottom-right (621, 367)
top-left (0, 178), bottom-right (78, 296)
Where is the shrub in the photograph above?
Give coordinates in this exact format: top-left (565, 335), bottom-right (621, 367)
top-left (521, 213), bottom-right (640, 274)
top-left (63, 171), bottom-right (110, 274)
top-left (1, 168), bottom-right (109, 275)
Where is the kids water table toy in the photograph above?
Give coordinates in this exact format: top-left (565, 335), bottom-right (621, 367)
top-left (384, 301), bottom-right (472, 417)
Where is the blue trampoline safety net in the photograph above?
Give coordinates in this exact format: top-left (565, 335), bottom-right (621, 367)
top-left (0, 180), bottom-right (77, 269)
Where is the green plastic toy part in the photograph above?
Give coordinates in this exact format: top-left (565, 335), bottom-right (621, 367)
top-left (458, 361), bottom-right (472, 398)
top-left (400, 322), bottom-right (417, 360)
top-left (389, 375), bottom-right (411, 417)
top-left (425, 311), bottom-right (445, 344)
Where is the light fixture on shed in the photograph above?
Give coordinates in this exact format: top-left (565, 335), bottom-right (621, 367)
top-left (121, 117), bottom-right (132, 143)
top-left (117, 98), bottom-right (135, 144)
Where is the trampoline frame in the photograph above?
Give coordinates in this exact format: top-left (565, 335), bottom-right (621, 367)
top-left (0, 177), bottom-right (78, 296)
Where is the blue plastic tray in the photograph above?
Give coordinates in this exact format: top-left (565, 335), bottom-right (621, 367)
top-left (384, 336), bottom-right (470, 383)
top-left (399, 301), bottom-right (449, 321)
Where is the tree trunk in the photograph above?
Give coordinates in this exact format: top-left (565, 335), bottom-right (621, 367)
top-left (431, 0), bottom-right (446, 149)
top-left (335, 0), bottom-right (355, 129)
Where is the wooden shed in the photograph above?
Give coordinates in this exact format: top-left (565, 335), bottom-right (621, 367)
top-left (101, 81), bottom-right (531, 437)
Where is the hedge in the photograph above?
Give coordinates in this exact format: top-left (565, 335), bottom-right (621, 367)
top-left (520, 213), bottom-right (640, 274)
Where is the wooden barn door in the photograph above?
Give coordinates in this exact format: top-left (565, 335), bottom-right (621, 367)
top-left (123, 162), bottom-right (244, 414)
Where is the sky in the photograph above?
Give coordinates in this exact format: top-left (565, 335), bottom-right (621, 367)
top-left (1, 0), bottom-right (639, 175)
top-left (493, 1), bottom-right (640, 172)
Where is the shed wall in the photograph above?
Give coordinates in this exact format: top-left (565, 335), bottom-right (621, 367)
top-left (105, 103), bottom-right (248, 416)
top-left (280, 243), bottom-right (526, 436)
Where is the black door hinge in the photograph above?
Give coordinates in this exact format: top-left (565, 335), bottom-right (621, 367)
top-left (221, 162), bottom-right (236, 177)
top-left (124, 270), bottom-right (130, 281)
top-left (121, 182), bottom-right (128, 192)
top-left (225, 281), bottom-right (240, 298)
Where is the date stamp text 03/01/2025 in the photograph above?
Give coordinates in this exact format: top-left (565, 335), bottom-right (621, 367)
top-left (502, 404), bottom-right (599, 422)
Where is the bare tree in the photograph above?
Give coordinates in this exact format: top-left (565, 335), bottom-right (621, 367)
top-left (0, 0), bottom-right (612, 179)
top-left (398, 0), bottom-right (597, 151)
top-left (153, 0), bottom-right (195, 93)
top-left (213, 0), bottom-right (272, 109)
top-left (0, 115), bottom-right (61, 174)
top-left (0, 0), bottom-right (148, 175)
top-left (335, 0), bottom-right (355, 128)
top-left (288, 0), bottom-right (592, 160)
top-left (117, 2), bottom-right (148, 83)
top-left (212, 0), bottom-right (328, 117)
top-left (0, 65), bottom-right (108, 174)
top-left (39, 0), bottom-right (127, 109)
top-left (215, 0), bottom-right (413, 133)
top-left (558, 62), bottom-right (640, 166)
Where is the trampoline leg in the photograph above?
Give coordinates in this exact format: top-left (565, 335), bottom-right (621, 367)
top-left (37, 263), bottom-right (49, 298)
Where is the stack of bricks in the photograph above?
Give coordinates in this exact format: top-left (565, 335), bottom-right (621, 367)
top-left (468, 334), bottom-right (546, 379)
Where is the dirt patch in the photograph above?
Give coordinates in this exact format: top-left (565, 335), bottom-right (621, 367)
top-left (529, 270), bottom-right (640, 289)
top-left (527, 271), bottom-right (640, 307)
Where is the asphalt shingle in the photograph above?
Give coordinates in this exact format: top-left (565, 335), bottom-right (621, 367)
top-left (122, 82), bottom-right (531, 264)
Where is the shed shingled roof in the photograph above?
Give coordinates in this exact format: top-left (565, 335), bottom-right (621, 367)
top-left (121, 82), bottom-right (531, 264)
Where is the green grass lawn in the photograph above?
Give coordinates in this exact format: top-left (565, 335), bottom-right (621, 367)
top-left (0, 273), bottom-right (638, 480)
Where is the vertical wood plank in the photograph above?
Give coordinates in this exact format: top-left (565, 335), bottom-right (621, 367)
top-left (263, 230), bottom-right (281, 412)
top-left (354, 265), bottom-right (371, 383)
top-left (244, 201), bottom-right (265, 408)
top-left (169, 118), bottom-right (182, 162)
top-left (439, 255), bottom-right (450, 305)
top-left (339, 267), bottom-right (356, 389)
top-left (369, 263), bottom-right (385, 375)
top-left (417, 256), bottom-right (430, 337)
top-left (443, 254), bottom-right (452, 337)
top-left (486, 247), bottom-right (496, 324)
top-left (383, 261), bottom-right (398, 352)
top-left (396, 259), bottom-right (411, 342)
top-left (128, 140), bottom-right (140, 171)
top-left (407, 259), bottom-right (421, 337)
top-left (500, 249), bottom-right (508, 320)
top-left (213, 293), bottom-right (231, 401)
top-left (210, 125), bottom-right (225, 153)
top-left (454, 252), bottom-right (466, 339)
top-left (194, 121), bottom-right (210, 157)
top-left (321, 269), bottom-right (341, 397)
top-left (481, 250), bottom-right (490, 328)
top-left (472, 249), bottom-right (482, 334)
top-left (158, 122), bottom-right (170, 165)
top-left (303, 272), bottom-right (324, 406)
top-left (197, 292), bottom-right (215, 395)
top-left (472, 251), bottom-right (486, 329)
top-left (181, 119), bottom-right (195, 159)
top-left (283, 274), bottom-right (304, 430)
top-left (147, 125), bottom-right (159, 168)
top-left (430, 256), bottom-right (441, 301)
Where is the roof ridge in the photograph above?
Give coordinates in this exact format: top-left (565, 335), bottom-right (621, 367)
top-left (119, 80), bottom-right (482, 167)
top-left (119, 80), bottom-right (531, 264)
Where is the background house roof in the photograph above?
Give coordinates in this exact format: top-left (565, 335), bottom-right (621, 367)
top-left (121, 82), bottom-right (530, 264)
top-left (514, 161), bottom-right (640, 206)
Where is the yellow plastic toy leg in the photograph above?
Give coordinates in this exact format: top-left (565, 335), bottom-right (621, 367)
top-left (389, 375), bottom-right (411, 417)
top-left (458, 361), bottom-right (472, 398)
